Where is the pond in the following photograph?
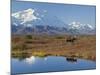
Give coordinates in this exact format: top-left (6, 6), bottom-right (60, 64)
top-left (11, 56), bottom-right (96, 74)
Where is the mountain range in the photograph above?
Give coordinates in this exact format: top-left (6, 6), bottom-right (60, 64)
top-left (11, 8), bottom-right (96, 35)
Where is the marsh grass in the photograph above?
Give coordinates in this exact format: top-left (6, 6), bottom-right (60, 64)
top-left (12, 35), bottom-right (96, 61)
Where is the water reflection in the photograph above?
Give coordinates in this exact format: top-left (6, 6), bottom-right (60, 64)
top-left (13, 55), bottom-right (78, 64)
top-left (24, 56), bottom-right (78, 64)
top-left (25, 56), bottom-right (36, 64)
top-left (66, 57), bottom-right (77, 63)
top-left (11, 56), bottom-right (96, 74)
top-left (12, 52), bottom-right (31, 61)
top-left (24, 56), bottom-right (49, 64)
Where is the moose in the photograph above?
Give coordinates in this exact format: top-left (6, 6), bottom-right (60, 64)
top-left (66, 35), bottom-right (77, 43)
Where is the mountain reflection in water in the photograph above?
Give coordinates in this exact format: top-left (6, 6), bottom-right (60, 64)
top-left (11, 55), bottom-right (96, 74)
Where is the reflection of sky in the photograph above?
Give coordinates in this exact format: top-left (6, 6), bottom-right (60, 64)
top-left (12, 0), bottom-right (96, 27)
top-left (11, 56), bottom-right (96, 74)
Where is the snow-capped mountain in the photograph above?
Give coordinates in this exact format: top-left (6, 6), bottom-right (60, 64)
top-left (68, 21), bottom-right (94, 30)
top-left (12, 8), bottom-right (40, 25)
top-left (68, 21), bottom-right (95, 35)
top-left (11, 8), bottom-right (95, 35)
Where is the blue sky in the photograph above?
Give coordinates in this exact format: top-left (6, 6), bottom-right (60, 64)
top-left (12, 0), bottom-right (96, 27)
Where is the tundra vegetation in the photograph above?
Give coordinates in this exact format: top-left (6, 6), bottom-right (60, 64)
top-left (12, 35), bottom-right (96, 61)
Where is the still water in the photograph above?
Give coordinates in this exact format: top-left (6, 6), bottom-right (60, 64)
top-left (11, 56), bottom-right (96, 74)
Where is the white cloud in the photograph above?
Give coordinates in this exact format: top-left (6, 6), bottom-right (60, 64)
top-left (12, 8), bottom-right (40, 24)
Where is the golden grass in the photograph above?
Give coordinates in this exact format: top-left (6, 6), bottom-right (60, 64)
top-left (11, 35), bottom-right (96, 61)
